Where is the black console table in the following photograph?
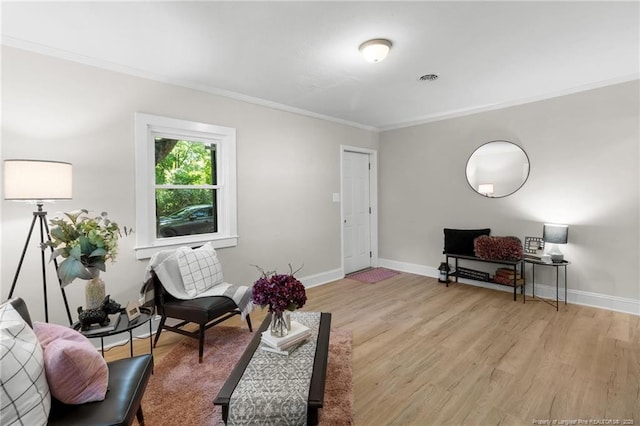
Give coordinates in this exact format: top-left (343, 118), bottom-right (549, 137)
top-left (524, 259), bottom-right (569, 311)
top-left (445, 254), bottom-right (525, 301)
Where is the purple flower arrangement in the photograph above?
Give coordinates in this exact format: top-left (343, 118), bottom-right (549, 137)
top-left (252, 267), bottom-right (307, 313)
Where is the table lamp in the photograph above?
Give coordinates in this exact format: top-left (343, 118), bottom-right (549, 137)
top-left (543, 223), bottom-right (568, 263)
top-left (478, 183), bottom-right (494, 197)
top-left (3, 159), bottom-right (74, 323)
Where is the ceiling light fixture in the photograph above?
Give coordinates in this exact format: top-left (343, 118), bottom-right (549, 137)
top-left (359, 39), bottom-right (392, 63)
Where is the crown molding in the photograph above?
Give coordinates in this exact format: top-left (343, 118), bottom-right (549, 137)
top-left (379, 73), bottom-right (640, 131)
top-left (3, 36), bottom-right (637, 134)
top-left (1, 37), bottom-right (378, 132)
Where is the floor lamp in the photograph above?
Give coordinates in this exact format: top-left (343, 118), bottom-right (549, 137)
top-left (3, 159), bottom-right (74, 324)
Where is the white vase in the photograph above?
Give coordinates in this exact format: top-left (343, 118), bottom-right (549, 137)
top-left (85, 269), bottom-right (105, 310)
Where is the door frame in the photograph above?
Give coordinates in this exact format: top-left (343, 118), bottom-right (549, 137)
top-left (340, 145), bottom-right (378, 275)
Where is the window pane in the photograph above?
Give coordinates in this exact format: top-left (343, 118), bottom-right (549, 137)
top-left (155, 138), bottom-right (216, 185)
top-left (156, 189), bottom-right (218, 237)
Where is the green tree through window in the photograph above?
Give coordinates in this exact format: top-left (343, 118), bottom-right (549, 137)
top-left (155, 138), bottom-right (218, 237)
top-left (134, 113), bottom-right (237, 259)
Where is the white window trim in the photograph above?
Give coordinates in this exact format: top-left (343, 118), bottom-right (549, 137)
top-left (134, 113), bottom-right (237, 259)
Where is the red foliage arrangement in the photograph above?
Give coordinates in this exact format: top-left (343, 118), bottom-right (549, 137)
top-left (251, 266), bottom-right (307, 313)
top-left (474, 235), bottom-right (523, 260)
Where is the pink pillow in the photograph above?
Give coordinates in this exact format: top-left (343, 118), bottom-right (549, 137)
top-left (33, 322), bottom-right (108, 404)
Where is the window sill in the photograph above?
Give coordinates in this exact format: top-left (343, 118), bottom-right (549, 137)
top-left (134, 235), bottom-right (238, 260)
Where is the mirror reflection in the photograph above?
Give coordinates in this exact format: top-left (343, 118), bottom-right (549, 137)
top-left (465, 140), bottom-right (530, 198)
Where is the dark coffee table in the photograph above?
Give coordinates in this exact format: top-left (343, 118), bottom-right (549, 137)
top-left (214, 312), bottom-right (331, 425)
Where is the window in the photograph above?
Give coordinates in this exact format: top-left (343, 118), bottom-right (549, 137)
top-left (155, 138), bottom-right (217, 237)
top-left (134, 113), bottom-right (237, 259)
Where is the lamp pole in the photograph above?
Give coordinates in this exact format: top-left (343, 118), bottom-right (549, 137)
top-left (8, 202), bottom-right (73, 324)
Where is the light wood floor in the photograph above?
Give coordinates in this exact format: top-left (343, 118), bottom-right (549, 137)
top-left (106, 273), bottom-right (640, 425)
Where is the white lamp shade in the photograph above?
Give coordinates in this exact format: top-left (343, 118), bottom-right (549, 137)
top-left (3, 160), bottom-right (73, 200)
top-left (359, 39), bottom-right (392, 63)
top-left (478, 183), bottom-right (494, 195)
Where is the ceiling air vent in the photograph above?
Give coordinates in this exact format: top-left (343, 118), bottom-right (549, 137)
top-left (419, 74), bottom-right (439, 81)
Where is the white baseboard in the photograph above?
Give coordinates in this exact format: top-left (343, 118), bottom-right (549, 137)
top-left (97, 260), bottom-right (639, 351)
top-left (301, 267), bottom-right (344, 289)
top-left (98, 269), bottom-right (345, 351)
top-left (379, 258), bottom-right (640, 316)
top-left (96, 315), bottom-right (161, 352)
top-left (379, 258), bottom-right (440, 278)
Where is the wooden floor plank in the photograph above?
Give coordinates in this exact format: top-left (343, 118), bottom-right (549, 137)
top-left (105, 272), bottom-right (640, 425)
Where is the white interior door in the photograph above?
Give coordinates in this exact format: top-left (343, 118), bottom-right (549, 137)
top-left (343, 151), bottom-right (371, 274)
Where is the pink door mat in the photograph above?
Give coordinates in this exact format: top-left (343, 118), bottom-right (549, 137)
top-left (347, 268), bottom-right (400, 284)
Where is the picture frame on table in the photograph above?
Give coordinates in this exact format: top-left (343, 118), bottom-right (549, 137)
top-left (126, 300), bottom-right (141, 322)
top-left (524, 236), bottom-right (545, 258)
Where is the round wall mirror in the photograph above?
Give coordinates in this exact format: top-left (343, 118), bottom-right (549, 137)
top-left (465, 140), bottom-right (530, 198)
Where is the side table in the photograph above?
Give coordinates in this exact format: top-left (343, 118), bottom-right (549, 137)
top-left (74, 307), bottom-right (154, 357)
top-left (524, 259), bottom-right (570, 311)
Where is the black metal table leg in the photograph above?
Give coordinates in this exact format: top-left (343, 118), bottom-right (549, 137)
top-left (564, 265), bottom-right (568, 306)
top-left (445, 255), bottom-right (450, 287)
top-left (532, 263), bottom-right (536, 299)
top-left (149, 317), bottom-right (153, 354)
top-left (455, 257), bottom-right (459, 282)
top-left (555, 267), bottom-right (560, 312)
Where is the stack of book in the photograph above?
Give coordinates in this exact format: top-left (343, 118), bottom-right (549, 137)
top-left (456, 266), bottom-right (490, 282)
top-left (493, 268), bottom-right (524, 286)
top-left (260, 320), bottom-right (311, 355)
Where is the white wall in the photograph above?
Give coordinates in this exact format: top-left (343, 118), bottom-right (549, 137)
top-left (379, 80), bottom-right (640, 311)
top-left (3, 46), bottom-right (638, 323)
top-left (1, 47), bottom-right (378, 324)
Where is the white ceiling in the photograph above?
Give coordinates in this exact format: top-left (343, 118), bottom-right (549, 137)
top-left (2, 1), bottom-right (639, 130)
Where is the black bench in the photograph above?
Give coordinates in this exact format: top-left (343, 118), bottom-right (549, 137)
top-left (443, 228), bottom-right (524, 301)
top-left (444, 253), bottom-right (524, 301)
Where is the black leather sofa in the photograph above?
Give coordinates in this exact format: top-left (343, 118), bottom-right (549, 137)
top-left (2, 297), bottom-right (154, 425)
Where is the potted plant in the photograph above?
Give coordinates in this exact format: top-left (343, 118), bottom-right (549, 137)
top-left (42, 209), bottom-right (125, 309)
